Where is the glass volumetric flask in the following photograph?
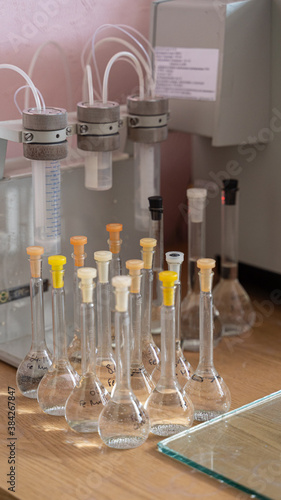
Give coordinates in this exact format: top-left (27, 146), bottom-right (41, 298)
top-left (16, 246), bottom-right (52, 398)
top-left (38, 256), bottom-right (79, 416)
top-left (94, 251), bottom-right (116, 394)
top-left (65, 268), bottom-right (110, 432)
top-left (106, 223), bottom-right (123, 348)
top-left (140, 238), bottom-right (160, 374)
top-left (153, 252), bottom-right (194, 388)
top-left (126, 259), bottom-right (154, 405)
top-left (148, 196), bottom-right (164, 341)
top-left (181, 188), bottom-right (222, 351)
top-left (145, 271), bottom-right (194, 436)
top-left (185, 259), bottom-right (231, 421)
top-left (98, 276), bottom-right (150, 449)
top-left (68, 236), bottom-right (87, 374)
top-left (213, 180), bottom-right (255, 336)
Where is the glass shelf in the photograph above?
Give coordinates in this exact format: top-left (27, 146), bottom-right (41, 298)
top-left (158, 391), bottom-right (281, 500)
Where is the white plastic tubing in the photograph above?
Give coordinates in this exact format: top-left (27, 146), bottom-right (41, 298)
top-left (0, 64), bottom-right (42, 111)
top-left (81, 24), bottom-right (156, 103)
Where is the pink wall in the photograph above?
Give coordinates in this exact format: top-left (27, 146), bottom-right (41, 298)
top-left (0, 0), bottom-right (191, 244)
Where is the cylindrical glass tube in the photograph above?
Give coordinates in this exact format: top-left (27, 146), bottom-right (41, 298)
top-left (98, 276), bottom-right (150, 449)
top-left (186, 259), bottom-right (231, 421)
top-left (107, 223), bottom-right (123, 348)
top-left (65, 267), bottom-right (110, 433)
top-left (181, 188), bottom-right (221, 351)
top-left (37, 258), bottom-right (78, 416)
top-left (96, 281), bottom-right (116, 393)
top-left (16, 248), bottom-right (52, 398)
top-left (32, 160), bottom-right (61, 256)
top-left (145, 271), bottom-right (194, 436)
top-left (134, 143), bottom-right (160, 231)
top-left (141, 265), bottom-right (160, 374)
top-left (213, 180), bottom-right (255, 335)
top-left (149, 196), bottom-right (164, 340)
top-left (84, 151), bottom-right (112, 191)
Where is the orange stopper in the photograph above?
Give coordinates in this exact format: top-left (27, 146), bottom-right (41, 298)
top-left (106, 223), bottom-right (123, 254)
top-left (70, 236), bottom-right (87, 267)
top-left (26, 246), bottom-right (44, 278)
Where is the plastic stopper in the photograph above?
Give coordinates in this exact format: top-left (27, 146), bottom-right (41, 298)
top-left (106, 223), bottom-right (123, 254)
top-left (140, 238), bottom-right (157, 269)
top-left (187, 188), bottom-right (207, 223)
top-left (112, 275), bottom-right (132, 312)
top-left (70, 235), bottom-right (87, 267)
top-left (148, 195), bottom-right (163, 221)
top-left (94, 250), bottom-right (112, 283)
top-left (26, 246), bottom-right (44, 278)
top-left (126, 259), bottom-right (144, 293)
top-left (48, 255), bottom-right (67, 289)
top-left (197, 258), bottom-right (216, 292)
top-left (165, 251), bottom-right (184, 283)
top-left (159, 270), bottom-right (178, 306)
top-left (78, 267), bottom-right (97, 303)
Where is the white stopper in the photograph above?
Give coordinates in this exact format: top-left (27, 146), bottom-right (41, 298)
top-left (112, 275), bottom-right (132, 312)
top-left (94, 250), bottom-right (112, 283)
top-left (78, 267), bottom-right (97, 303)
top-left (187, 188), bottom-right (207, 223)
top-left (165, 251), bottom-right (184, 283)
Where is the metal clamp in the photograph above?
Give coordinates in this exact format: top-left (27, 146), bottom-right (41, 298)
top-left (22, 129), bottom-right (67, 144)
top-left (77, 121), bottom-right (119, 136)
top-left (128, 113), bottom-right (168, 129)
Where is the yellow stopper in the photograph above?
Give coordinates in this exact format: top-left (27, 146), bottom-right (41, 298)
top-left (70, 235), bottom-right (87, 267)
top-left (26, 246), bottom-right (44, 278)
top-left (126, 259), bottom-right (144, 293)
top-left (48, 255), bottom-right (67, 288)
top-left (106, 223), bottom-right (123, 254)
top-left (159, 270), bottom-right (178, 306)
top-left (140, 238), bottom-right (157, 269)
top-left (197, 258), bottom-right (216, 292)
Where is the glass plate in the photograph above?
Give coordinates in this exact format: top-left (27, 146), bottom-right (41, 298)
top-left (158, 391), bottom-right (281, 500)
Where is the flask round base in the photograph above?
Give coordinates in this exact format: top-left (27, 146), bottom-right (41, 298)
top-left (40, 405), bottom-right (65, 416)
top-left (182, 336), bottom-right (221, 352)
top-left (66, 420), bottom-right (98, 433)
top-left (194, 410), bottom-right (225, 422)
top-left (17, 387), bottom-right (38, 399)
top-left (101, 435), bottom-right (147, 449)
top-left (222, 323), bottom-right (251, 337)
top-left (151, 424), bottom-right (190, 436)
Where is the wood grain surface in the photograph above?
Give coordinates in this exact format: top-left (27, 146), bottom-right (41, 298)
top-left (0, 291), bottom-right (281, 500)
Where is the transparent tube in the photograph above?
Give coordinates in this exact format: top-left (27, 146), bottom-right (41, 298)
top-left (141, 267), bottom-right (160, 374)
top-left (185, 264), bottom-right (231, 421)
top-left (96, 281), bottom-right (116, 393)
top-left (98, 306), bottom-right (150, 449)
top-left (84, 151), bottom-right (112, 191)
top-left (145, 279), bottom-right (194, 436)
top-left (16, 259), bottom-right (52, 398)
top-left (32, 160), bottom-right (61, 255)
top-left (134, 143), bottom-right (160, 231)
top-left (108, 244), bottom-right (122, 347)
top-left (37, 270), bottom-right (78, 416)
top-left (181, 189), bottom-right (221, 351)
top-left (213, 187), bottom-right (255, 335)
top-left (129, 292), bottom-right (154, 404)
top-left (67, 264), bottom-right (81, 372)
top-left (150, 217), bottom-right (163, 336)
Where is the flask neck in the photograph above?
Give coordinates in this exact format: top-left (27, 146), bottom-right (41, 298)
top-left (115, 310), bottom-right (131, 391)
top-left (96, 282), bottom-right (113, 358)
top-left (73, 266), bottom-right (80, 337)
top-left (221, 191), bottom-right (239, 274)
top-left (149, 218), bottom-right (163, 271)
top-left (188, 219), bottom-right (205, 292)
top-left (129, 293), bottom-right (142, 366)
top-left (160, 304), bottom-right (176, 380)
top-left (30, 276), bottom-right (47, 351)
top-left (141, 268), bottom-right (154, 343)
top-left (80, 302), bottom-right (96, 376)
top-left (198, 291), bottom-right (214, 370)
top-left (52, 287), bottom-right (68, 361)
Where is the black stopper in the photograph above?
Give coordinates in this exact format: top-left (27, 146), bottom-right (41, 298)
top-left (223, 179), bottom-right (239, 205)
top-left (148, 196), bottom-right (163, 221)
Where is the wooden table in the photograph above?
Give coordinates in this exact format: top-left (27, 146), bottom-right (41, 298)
top-left (1, 291), bottom-right (281, 500)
